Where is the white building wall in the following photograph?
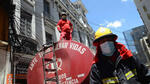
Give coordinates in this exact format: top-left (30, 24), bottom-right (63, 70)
top-left (75, 25), bottom-right (80, 42)
top-left (134, 0), bottom-right (150, 32)
top-left (85, 34), bottom-right (89, 47)
top-left (32, 14), bottom-right (36, 39)
top-left (35, 0), bottom-right (45, 48)
top-left (42, 19), bottom-right (46, 45)
top-left (72, 26), bottom-right (80, 42)
top-left (4, 52), bottom-right (11, 84)
top-left (51, 1), bottom-right (60, 42)
top-left (55, 27), bottom-right (60, 42)
top-left (0, 49), bottom-right (7, 84)
top-left (140, 36), bottom-right (150, 65)
top-left (0, 49), bottom-right (11, 84)
top-left (53, 6), bottom-right (60, 22)
top-left (13, 0), bottom-right (21, 34)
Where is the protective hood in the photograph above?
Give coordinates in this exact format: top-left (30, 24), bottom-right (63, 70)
top-left (92, 42), bottom-right (133, 64)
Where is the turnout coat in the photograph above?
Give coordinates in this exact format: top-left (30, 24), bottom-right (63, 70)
top-left (90, 42), bottom-right (150, 84)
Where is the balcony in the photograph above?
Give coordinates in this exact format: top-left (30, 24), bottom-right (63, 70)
top-left (13, 35), bottom-right (38, 55)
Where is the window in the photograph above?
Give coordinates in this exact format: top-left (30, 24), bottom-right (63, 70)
top-left (44, 0), bottom-right (50, 16)
top-left (146, 39), bottom-right (150, 48)
top-left (20, 10), bottom-right (32, 37)
top-left (66, 4), bottom-right (69, 8)
top-left (52, 0), bottom-right (54, 8)
top-left (46, 32), bottom-right (52, 44)
top-left (87, 36), bottom-right (91, 48)
top-left (59, 12), bottom-right (61, 19)
top-left (147, 13), bottom-right (150, 20)
top-left (78, 30), bottom-right (82, 43)
top-left (143, 6), bottom-right (147, 12)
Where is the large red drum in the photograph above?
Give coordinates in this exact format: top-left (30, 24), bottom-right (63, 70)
top-left (27, 40), bottom-right (94, 84)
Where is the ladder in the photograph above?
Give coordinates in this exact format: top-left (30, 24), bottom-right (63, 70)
top-left (41, 42), bottom-right (59, 84)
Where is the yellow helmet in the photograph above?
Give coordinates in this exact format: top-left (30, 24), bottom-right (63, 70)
top-left (93, 27), bottom-right (118, 46)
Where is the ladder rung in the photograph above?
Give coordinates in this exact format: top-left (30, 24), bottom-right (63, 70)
top-left (46, 77), bottom-right (57, 82)
top-left (45, 69), bottom-right (57, 72)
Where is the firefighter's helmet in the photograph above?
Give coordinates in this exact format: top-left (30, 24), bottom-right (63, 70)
top-left (93, 27), bottom-right (118, 46)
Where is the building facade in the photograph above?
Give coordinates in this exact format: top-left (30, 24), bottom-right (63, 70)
top-left (134, 0), bottom-right (150, 41)
top-left (123, 25), bottom-right (150, 66)
top-left (11, 0), bottom-right (95, 83)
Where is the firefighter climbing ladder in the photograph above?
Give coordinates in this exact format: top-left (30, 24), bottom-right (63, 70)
top-left (41, 42), bottom-right (59, 84)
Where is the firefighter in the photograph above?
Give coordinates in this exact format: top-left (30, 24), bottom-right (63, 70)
top-left (57, 12), bottom-right (73, 40)
top-left (90, 27), bottom-right (150, 84)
